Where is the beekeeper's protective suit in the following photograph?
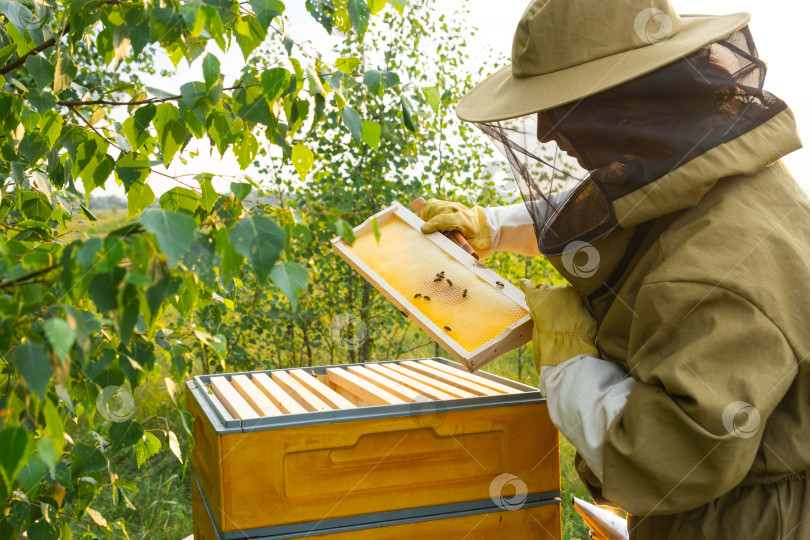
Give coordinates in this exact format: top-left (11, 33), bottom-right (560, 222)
top-left (420, 0), bottom-right (809, 538)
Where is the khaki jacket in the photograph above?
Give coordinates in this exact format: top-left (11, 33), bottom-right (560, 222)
top-left (549, 108), bottom-right (809, 539)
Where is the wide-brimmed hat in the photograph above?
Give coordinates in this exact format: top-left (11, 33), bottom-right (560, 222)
top-left (456, 0), bottom-right (751, 123)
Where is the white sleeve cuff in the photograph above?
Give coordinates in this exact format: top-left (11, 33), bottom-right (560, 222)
top-left (539, 355), bottom-right (635, 481)
top-left (480, 204), bottom-right (542, 258)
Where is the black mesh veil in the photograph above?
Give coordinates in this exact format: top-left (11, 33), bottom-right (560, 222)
top-left (474, 27), bottom-right (788, 256)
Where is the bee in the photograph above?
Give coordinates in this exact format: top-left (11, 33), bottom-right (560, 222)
top-left (495, 281), bottom-right (504, 288)
top-left (399, 310), bottom-right (408, 318)
top-left (433, 277), bottom-right (443, 282)
top-left (423, 295), bottom-right (431, 301)
top-left (414, 293), bottom-right (422, 298)
top-left (437, 271), bottom-right (445, 278)
top-left (444, 326), bottom-right (452, 331)
top-left (462, 289), bottom-right (468, 298)
top-left (447, 279), bottom-right (453, 287)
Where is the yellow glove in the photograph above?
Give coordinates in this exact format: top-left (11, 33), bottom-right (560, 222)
top-left (518, 280), bottom-right (599, 370)
top-left (419, 199), bottom-right (492, 251)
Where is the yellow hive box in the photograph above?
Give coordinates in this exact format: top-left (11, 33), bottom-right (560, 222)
top-left (191, 469), bottom-right (561, 539)
top-left (331, 202), bottom-right (533, 372)
top-left (187, 359), bottom-right (561, 538)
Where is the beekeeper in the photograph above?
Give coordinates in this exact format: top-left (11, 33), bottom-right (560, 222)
top-left (420, 0), bottom-right (809, 537)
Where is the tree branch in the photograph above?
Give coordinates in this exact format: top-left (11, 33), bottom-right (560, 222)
top-left (0, 24), bottom-right (70, 76)
top-left (0, 265), bottom-right (58, 289)
top-left (57, 84), bottom-right (244, 107)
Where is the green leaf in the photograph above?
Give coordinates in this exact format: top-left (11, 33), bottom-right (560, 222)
top-left (115, 152), bottom-right (151, 188)
top-left (159, 187), bottom-right (200, 214)
top-left (306, 65), bottom-right (325, 95)
top-left (44, 319), bottom-right (76, 361)
top-left (206, 111), bottom-right (242, 155)
top-left (18, 132), bottom-right (47, 164)
top-left (70, 441), bottom-right (106, 479)
top-left (335, 218), bottom-right (356, 244)
top-left (25, 55), bottom-right (55, 89)
top-left (261, 67), bottom-right (291, 102)
top-left (17, 455), bottom-right (48, 492)
top-left (233, 131), bottom-right (258, 169)
top-left (233, 85), bottom-right (275, 127)
top-left (159, 119), bottom-right (187, 166)
top-left (361, 120), bottom-right (381, 149)
top-left (291, 143), bottom-right (314, 181)
top-left (109, 420), bottom-right (144, 453)
top-left (122, 104), bottom-right (156, 151)
top-left (342, 106), bottom-right (363, 145)
top-left (13, 342), bottom-right (51, 400)
top-left (270, 261), bottom-right (308, 311)
top-left (39, 111), bottom-right (64, 147)
top-left (42, 399), bottom-right (64, 457)
top-left (135, 432), bottom-right (161, 468)
top-left (305, 0), bottom-right (334, 34)
top-left (181, 81), bottom-right (210, 114)
top-left (347, 0), bottom-right (370, 40)
top-left (202, 53), bottom-right (221, 90)
top-left (335, 56), bottom-right (360, 74)
top-left (35, 437), bottom-right (60, 472)
top-left (230, 182), bottom-right (252, 202)
top-left (145, 258), bottom-right (179, 319)
top-left (229, 215), bottom-right (285, 285)
top-left (89, 267), bottom-right (126, 316)
top-left (140, 209), bottom-right (197, 268)
top-left (401, 95), bottom-right (416, 133)
top-left (0, 427), bottom-right (34, 490)
top-left (127, 180), bottom-right (155, 219)
top-left (388, 0), bottom-right (406, 14)
top-left (118, 283), bottom-right (140, 344)
top-left (250, 0), bottom-right (284, 27)
top-left (53, 53), bottom-right (77, 95)
top-left (26, 520), bottom-right (60, 540)
top-left (422, 85), bottom-right (440, 111)
top-left (20, 191), bottom-right (52, 221)
top-left (369, 0), bottom-right (386, 15)
top-left (200, 175), bottom-right (218, 211)
top-left (233, 15), bottom-right (267, 61)
top-left (372, 216), bottom-right (381, 244)
top-left (363, 69), bottom-right (399, 96)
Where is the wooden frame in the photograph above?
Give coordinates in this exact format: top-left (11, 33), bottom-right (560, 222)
top-left (331, 202), bottom-right (533, 372)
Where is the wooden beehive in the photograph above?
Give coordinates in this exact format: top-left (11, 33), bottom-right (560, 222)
top-left (331, 202), bottom-right (533, 372)
top-left (188, 359), bottom-right (561, 539)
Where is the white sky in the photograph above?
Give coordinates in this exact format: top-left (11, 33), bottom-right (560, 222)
top-left (120, 0), bottom-right (807, 198)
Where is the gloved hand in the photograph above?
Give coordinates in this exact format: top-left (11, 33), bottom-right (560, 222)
top-left (419, 199), bottom-right (492, 251)
top-left (518, 280), bottom-right (599, 369)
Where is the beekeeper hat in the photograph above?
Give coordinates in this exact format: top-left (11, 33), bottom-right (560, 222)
top-left (456, 0), bottom-right (751, 123)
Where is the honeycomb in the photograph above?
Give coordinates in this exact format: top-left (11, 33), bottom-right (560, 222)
top-left (344, 216), bottom-right (528, 352)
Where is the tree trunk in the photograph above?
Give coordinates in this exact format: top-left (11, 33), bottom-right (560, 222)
top-left (359, 281), bottom-right (372, 363)
top-left (302, 322), bottom-right (314, 367)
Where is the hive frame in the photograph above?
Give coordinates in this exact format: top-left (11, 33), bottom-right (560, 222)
top-left (191, 358), bottom-right (543, 434)
top-left (331, 201), bottom-right (533, 372)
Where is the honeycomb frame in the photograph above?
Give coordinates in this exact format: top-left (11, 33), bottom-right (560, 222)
top-left (331, 202), bottom-right (533, 372)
